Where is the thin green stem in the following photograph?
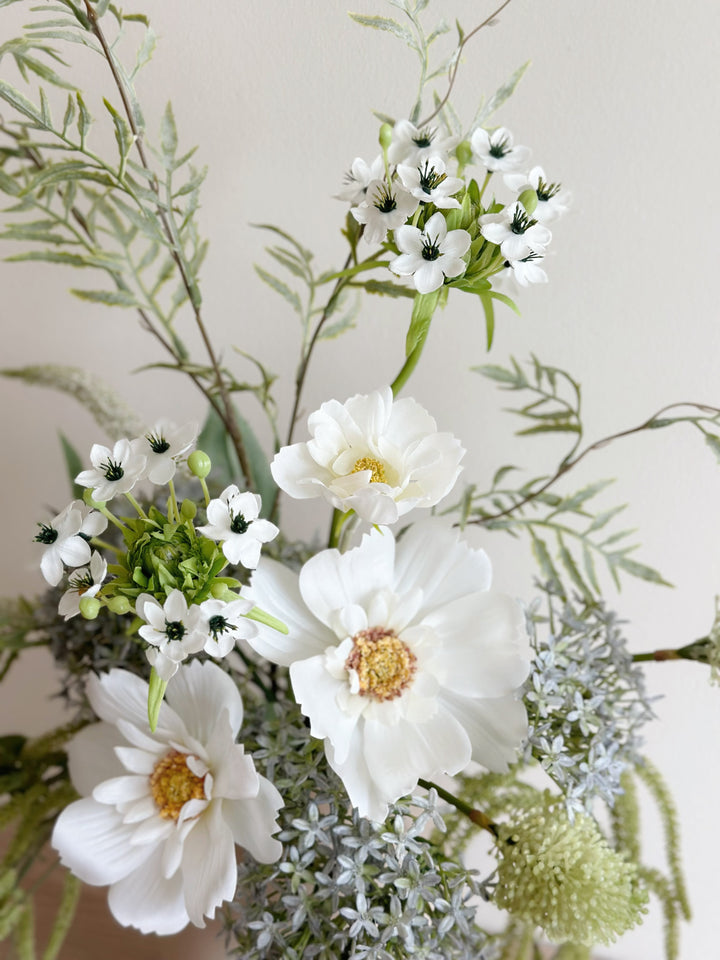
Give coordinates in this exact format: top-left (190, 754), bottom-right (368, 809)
top-left (417, 777), bottom-right (499, 839)
top-left (199, 476), bottom-right (211, 507)
top-left (390, 338), bottom-right (427, 397)
top-left (167, 479), bottom-right (180, 523)
top-left (89, 537), bottom-right (121, 555)
top-left (328, 508), bottom-right (351, 549)
top-left (477, 170), bottom-right (492, 204)
top-left (124, 492), bottom-right (147, 518)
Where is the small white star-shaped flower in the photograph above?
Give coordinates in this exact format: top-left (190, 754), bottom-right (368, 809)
top-left (196, 486), bottom-right (278, 569)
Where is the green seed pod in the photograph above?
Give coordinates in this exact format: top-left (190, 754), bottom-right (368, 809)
top-left (106, 595), bottom-right (131, 615)
top-left (180, 498), bottom-right (197, 520)
top-left (378, 122), bottom-right (393, 151)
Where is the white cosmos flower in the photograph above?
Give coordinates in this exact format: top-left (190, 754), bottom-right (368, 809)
top-left (58, 550), bottom-right (108, 619)
top-left (390, 212), bottom-right (471, 294)
top-left (132, 419), bottom-right (198, 485)
top-left (199, 597), bottom-right (259, 658)
top-left (270, 387), bottom-right (465, 525)
top-left (75, 438), bottom-right (147, 503)
top-left (196, 486), bottom-right (279, 569)
top-left (136, 590), bottom-right (207, 680)
top-left (51, 661), bottom-right (283, 935)
top-left (471, 126), bottom-right (530, 173)
top-left (337, 155), bottom-right (385, 204)
top-left (246, 521), bottom-right (530, 821)
top-left (480, 201), bottom-right (552, 262)
top-left (350, 180), bottom-right (419, 244)
top-left (397, 156), bottom-right (464, 209)
top-left (504, 166), bottom-right (570, 223)
top-left (388, 120), bottom-right (457, 165)
top-left (34, 500), bottom-right (108, 587)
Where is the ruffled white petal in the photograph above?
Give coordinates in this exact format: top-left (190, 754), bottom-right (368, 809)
top-left (107, 845), bottom-right (189, 935)
top-left (223, 776), bottom-right (284, 863)
top-left (181, 801), bottom-right (238, 927)
top-left (166, 659), bottom-right (244, 743)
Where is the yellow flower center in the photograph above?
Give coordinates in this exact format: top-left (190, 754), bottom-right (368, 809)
top-left (345, 627), bottom-right (416, 701)
top-left (149, 750), bottom-right (206, 820)
top-left (351, 457), bottom-right (387, 484)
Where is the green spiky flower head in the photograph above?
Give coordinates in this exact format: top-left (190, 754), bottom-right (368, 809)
top-left (495, 793), bottom-right (648, 946)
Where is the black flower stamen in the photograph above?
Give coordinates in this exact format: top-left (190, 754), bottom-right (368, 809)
top-left (208, 614), bottom-right (230, 639)
top-left (489, 136), bottom-right (511, 159)
top-left (373, 184), bottom-right (397, 214)
top-left (412, 126), bottom-right (436, 149)
top-left (421, 237), bottom-right (441, 261)
top-left (418, 160), bottom-right (446, 195)
top-left (165, 620), bottom-right (186, 641)
top-left (146, 432), bottom-right (171, 454)
top-left (536, 177), bottom-right (561, 202)
top-left (230, 512), bottom-right (250, 535)
top-left (101, 458), bottom-right (125, 482)
top-left (34, 523), bottom-right (58, 545)
top-left (510, 206), bottom-right (537, 235)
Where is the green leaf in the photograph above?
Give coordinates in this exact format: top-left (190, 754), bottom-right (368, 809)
top-left (159, 101), bottom-right (178, 165)
top-left (58, 431), bottom-right (84, 499)
top-left (254, 266), bottom-right (302, 317)
top-left (76, 91), bottom-right (92, 145)
top-left (245, 606), bottom-right (288, 634)
top-left (474, 60), bottom-right (531, 127)
top-left (348, 13), bottom-right (416, 47)
top-left (70, 288), bottom-right (140, 307)
top-left (705, 433), bottom-right (720, 461)
top-left (0, 79), bottom-right (44, 125)
top-left (530, 532), bottom-right (559, 587)
top-left (147, 668), bottom-right (167, 732)
top-left (474, 363), bottom-right (522, 385)
top-left (557, 535), bottom-right (593, 599)
top-left (405, 289), bottom-right (440, 357)
top-left (554, 479), bottom-right (614, 513)
top-left (616, 556), bottom-right (673, 587)
top-left (352, 278), bottom-right (416, 299)
top-left (478, 291), bottom-right (495, 350)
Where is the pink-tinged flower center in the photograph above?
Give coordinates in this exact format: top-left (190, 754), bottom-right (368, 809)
top-left (345, 627), bottom-right (416, 701)
top-left (351, 457), bottom-right (387, 484)
top-left (150, 750), bottom-right (205, 820)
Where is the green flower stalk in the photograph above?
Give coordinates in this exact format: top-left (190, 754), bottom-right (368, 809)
top-left (495, 793), bottom-right (648, 946)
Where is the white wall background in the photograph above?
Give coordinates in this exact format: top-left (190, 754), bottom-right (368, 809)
top-left (1, 1), bottom-right (719, 957)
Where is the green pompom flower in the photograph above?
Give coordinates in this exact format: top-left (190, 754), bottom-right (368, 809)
top-left (495, 793), bottom-right (648, 946)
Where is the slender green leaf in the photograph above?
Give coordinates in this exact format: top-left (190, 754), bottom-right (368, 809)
top-left (58, 431), bottom-right (84, 500)
top-left (405, 289), bottom-right (440, 357)
top-left (70, 288), bottom-right (140, 307)
top-left (254, 266), bottom-right (302, 317)
top-left (147, 669), bottom-right (167, 732)
top-left (348, 13), bottom-right (417, 47)
top-left (474, 60), bottom-right (531, 127)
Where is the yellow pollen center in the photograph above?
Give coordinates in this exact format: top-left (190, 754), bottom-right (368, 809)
top-left (351, 457), bottom-right (387, 484)
top-left (345, 627), bottom-right (416, 701)
top-left (149, 750), bottom-right (205, 820)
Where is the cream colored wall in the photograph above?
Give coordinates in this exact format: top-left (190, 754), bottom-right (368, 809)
top-left (1, 1), bottom-right (719, 957)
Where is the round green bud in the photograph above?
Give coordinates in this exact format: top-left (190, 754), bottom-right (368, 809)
top-left (79, 597), bottom-right (102, 620)
top-left (378, 122), bottom-right (393, 151)
top-left (180, 499), bottom-right (197, 520)
top-left (517, 186), bottom-right (538, 215)
top-left (455, 139), bottom-right (473, 167)
top-left (82, 487), bottom-right (105, 509)
top-left (106, 595), bottom-right (131, 615)
top-left (187, 450), bottom-right (212, 479)
top-left (211, 582), bottom-right (234, 601)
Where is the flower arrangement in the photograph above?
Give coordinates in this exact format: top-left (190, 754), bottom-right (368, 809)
top-left (0, 1), bottom-right (718, 959)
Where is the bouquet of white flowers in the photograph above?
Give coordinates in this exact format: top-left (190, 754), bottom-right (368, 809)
top-left (1, 2), bottom-right (718, 958)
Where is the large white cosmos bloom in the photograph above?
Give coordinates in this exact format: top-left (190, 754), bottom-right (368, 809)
top-left (52, 661), bottom-right (283, 935)
top-left (271, 387), bottom-right (465, 525)
top-left (246, 522), bottom-right (530, 821)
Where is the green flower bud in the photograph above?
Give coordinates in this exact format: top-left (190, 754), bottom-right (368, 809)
top-left (106, 595), bottom-right (131, 615)
top-left (517, 186), bottom-right (538, 215)
top-left (82, 487), bottom-right (105, 509)
top-left (455, 139), bottom-right (473, 167)
top-left (180, 498), bottom-right (197, 520)
top-left (79, 597), bottom-right (101, 620)
top-left (378, 122), bottom-right (393, 151)
top-left (187, 450), bottom-right (211, 479)
top-left (211, 582), bottom-right (234, 601)
top-left (495, 794), bottom-right (648, 946)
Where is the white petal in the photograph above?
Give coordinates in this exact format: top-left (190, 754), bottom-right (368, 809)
top-left (107, 844), bottom-right (189, 935)
top-left (67, 722), bottom-right (126, 796)
top-left (129, 816), bottom-right (174, 846)
top-left (165, 659), bottom-right (244, 743)
top-left (326, 727), bottom-right (389, 822)
top-left (52, 797), bottom-right (153, 885)
top-left (40, 549), bottom-right (64, 587)
top-left (290, 656), bottom-right (359, 765)
top-left (246, 559), bottom-right (332, 665)
top-left (93, 774), bottom-right (150, 805)
top-left (114, 745), bottom-right (158, 775)
top-left (298, 529), bottom-right (395, 630)
top-left (86, 669), bottom-right (187, 743)
top-left (439, 690), bottom-right (528, 771)
top-left (393, 520), bottom-right (491, 613)
top-left (271, 443), bottom-right (332, 499)
top-left (223, 776), bottom-right (283, 863)
top-left (424, 592), bottom-right (530, 698)
top-left (180, 801), bottom-right (238, 926)
top-left (58, 536), bottom-right (91, 569)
